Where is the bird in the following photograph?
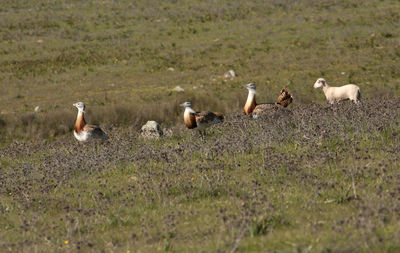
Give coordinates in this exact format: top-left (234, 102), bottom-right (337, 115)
top-left (180, 101), bottom-right (224, 137)
top-left (244, 83), bottom-right (293, 117)
top-left (72, 102), bottom-right (108, 142)
top-left (276, 88), bottom-right (293, 107)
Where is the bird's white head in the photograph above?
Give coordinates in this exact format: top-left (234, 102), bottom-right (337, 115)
top-left (73, 102), bottom-right (86, 113)
top-left (180, 102), bottom-right (192, 108)
top-left (314, 78), bottom-right (326, 89)
top-left (245, 83), bottom-right (256, 95)
top-left (245, 83), bottom-right (256, 90)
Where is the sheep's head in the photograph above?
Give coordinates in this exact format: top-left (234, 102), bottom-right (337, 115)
top-left (314, 78), bottom-right (326, 89)
top-left (277, 88), bottom-right (293, 107)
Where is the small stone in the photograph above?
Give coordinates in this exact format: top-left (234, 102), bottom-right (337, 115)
top-left (173, 86), bottom-right (184, 92)
top-left (224, 69), bottom-right (236, 79)
top-left (141, 121), bottom-right (163, 138)
top-left (193, 85), bottom-right (204, 89)
top-left (34, 106), bottom-right (41, 113)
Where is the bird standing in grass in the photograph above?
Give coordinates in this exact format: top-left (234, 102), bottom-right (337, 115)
top-left (73, 102), bottom-right (108, 142)
top-left (180, 101), bottom-right (224, 138)
top-left (244, 83), bottom-right (293, 117)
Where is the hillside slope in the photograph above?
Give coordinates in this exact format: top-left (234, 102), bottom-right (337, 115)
top-left (1, 99), bottom-right (399, 252)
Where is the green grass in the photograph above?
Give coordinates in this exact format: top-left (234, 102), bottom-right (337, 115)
top-left (1, 0), bottom-right (400, 141)
top-left (1, 99), bottom-right (400, 252)
top-left (1, 0), bottom-right (400, 252)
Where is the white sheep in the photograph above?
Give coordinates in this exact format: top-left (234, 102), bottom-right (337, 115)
top-left (313, 78), bottom-right (361, 104)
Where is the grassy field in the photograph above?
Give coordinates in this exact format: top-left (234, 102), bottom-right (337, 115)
top-left (1, 0), bottom-right (400, 252)
top-left (0, 0), bottom-right (400, 140)
top-left (1, 100), bottom-right (400, 252)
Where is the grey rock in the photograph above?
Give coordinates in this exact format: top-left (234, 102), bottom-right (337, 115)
top-left (223, 69), bottom-right (236, 79)
top-left (141, 121), bottom-right (163, 138)
top-left (173, 86), bottom-right (184, 92)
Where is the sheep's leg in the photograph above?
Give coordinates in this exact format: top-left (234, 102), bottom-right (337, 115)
top-left (356, 90), bottom-right (362, 104)
top-left (350, 96), bottom-right (360, 104)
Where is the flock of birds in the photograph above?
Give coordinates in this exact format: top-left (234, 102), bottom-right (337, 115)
top-left (73, 78), bottom-right (361, 142)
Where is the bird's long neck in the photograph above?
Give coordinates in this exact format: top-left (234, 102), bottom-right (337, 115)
top-left (184, 107), bottom-right (196, 115)
top-left (244, 89), bottom-right (257, 115)
top-left (74, 111), bottom-right (86, 133)
top-left (184, 107), bottom-right (197, 129)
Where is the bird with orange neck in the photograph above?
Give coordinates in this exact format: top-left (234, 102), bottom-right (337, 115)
top-left (73, 102), bottom-right (108, 142)
top-left (244, 83), bottom-right (293, 118)
top-left (180, 102), bottom-right (224, 137)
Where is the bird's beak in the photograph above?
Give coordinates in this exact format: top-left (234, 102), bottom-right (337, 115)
top-left (73, 103), bottom-right (77, 107)
top-left (180, 103), bottom-right (185, 107)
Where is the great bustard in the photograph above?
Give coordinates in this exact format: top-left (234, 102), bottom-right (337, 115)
top-left (244, 83), bottom-right (293, 117)
top-left (73, 102), bottom-right (108, 142)
top-left (180, 101), bottom-right (224, 137)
